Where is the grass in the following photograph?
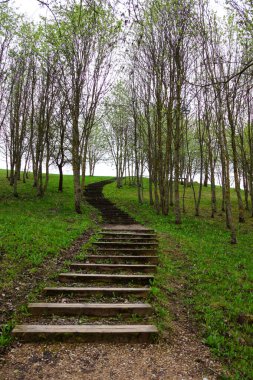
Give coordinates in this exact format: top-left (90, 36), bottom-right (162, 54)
top-left (0, 169), bottom-right (111, 292)
top-left (0, 169), bottom-right (112, 348)
top-left (104, 179), bottom-right (253, 380)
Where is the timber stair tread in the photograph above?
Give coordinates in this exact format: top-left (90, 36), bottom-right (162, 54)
top-left (92, 248), bottom-right (156, 254)
top-left (12, 324), bottom-right (158, 343)
top-left (102, 229), bottom-right (154, 233)
top-left (58, 273), bottom-right (154, 284)
top-left (93, 242), bottom-right (158, 245)
top-left (93, 248), bottom-right (156, 251)
top-left (100, 236), bottom-right (156, 238)
top-left (100, 232), bottom-right (156, 236)
top-left (28, 302), bottom-right (152, 316)
top-left (99, 239), bottom-right (158, 243)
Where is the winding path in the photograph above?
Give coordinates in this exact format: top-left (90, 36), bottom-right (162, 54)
top-left (12, 180), bottom-right (159, 343)
top-left (0, 180), bottom-right (224, 379)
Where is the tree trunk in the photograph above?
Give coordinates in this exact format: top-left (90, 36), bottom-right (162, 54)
top-left (58, 165), bottom-right (63, 192)
top-left (72, 115), bottom-right (82, 214)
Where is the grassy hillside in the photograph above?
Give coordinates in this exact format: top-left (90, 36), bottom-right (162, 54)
top-left (0, 169), bottom-right (111, 292)
top-left (104, 179), bottom-right (253, 380)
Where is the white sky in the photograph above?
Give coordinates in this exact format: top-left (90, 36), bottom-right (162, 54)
top-left (10, 0), bottom-right (227, 21)
top-left (10, 0), bottom-right (48, 20)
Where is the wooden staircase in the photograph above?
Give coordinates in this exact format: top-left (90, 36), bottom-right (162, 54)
top-left (13, 180), bottom-right (159, 343)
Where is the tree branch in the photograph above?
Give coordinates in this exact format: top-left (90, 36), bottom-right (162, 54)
top-left (36, 0), bottom-right (61, 31)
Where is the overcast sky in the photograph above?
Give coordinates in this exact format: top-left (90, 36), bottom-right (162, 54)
top-left (10, 0), bottom-right (227, 21)
top-left (10, 0), bottom-right (48, 20)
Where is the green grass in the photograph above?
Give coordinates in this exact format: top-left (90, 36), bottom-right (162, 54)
top-left (0, 169), bottom-right (112, 292)
top-left (104, 179), bottom-right (253, 380)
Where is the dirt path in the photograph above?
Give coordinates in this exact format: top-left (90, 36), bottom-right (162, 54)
top-left (0, 278), bottom-right (225, 380)
top-left (0, 181), bottom-right (226, 379)
top-left (0, 314), bottom-right (224, 380)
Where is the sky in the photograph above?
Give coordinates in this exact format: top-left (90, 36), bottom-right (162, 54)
top-left (10, 0), bottom-right (49, 20)
top-left (11, 0), bottom-right (227, 21)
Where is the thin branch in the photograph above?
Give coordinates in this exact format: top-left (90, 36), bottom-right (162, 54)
top-left (185, 59), bottom-right (253, 88)
top-left (36, 0), bottom-right (61, 32)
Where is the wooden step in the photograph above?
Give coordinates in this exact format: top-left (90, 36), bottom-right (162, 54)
top-left (100, 235), bottom-right (157, 238)
top-left (12, 324), bottom-right (158, 343)
top-left (99, 238), bottom-right (158, 242)
top-left (28, 302), bottom-right (153, 316)
top-left (59, 273), bottom-right (154, 284)
top-left (69, 263), bottom-right (157, 273)
top-left (102, 228), bottom-right (154, 233)
top-left (93, 242), bottom-right (158, 246)
top-left (93, 248), bottom-right (157, 255)
top-left (44, 287), bottom-right (150, 297)
top-left (100, 232), bottom-right (156, 237)
top-left (86, 255), bottom-right (159, 264)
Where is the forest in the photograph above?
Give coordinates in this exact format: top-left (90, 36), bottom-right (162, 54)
top-left (0, 1), bottom-right (252, 379)
top-left (0, 0), bottom-right (252, 244)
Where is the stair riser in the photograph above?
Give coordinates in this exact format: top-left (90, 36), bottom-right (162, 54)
top-left (101, 222), bottom-right (136, 224)
top-left (101, 232), bottom-right (154, 236)
top-left (100, 236), bottom-right (156, 240)
top-left (101, 232), bottom-right (156, 235)
top-left (98, 211), bottom-right (133, 214)
top-left (44, 288), bottom-right (150, 297)
top-left (28, 307), bottom-right (152, 317)
top-left (100, 215), bottom-right (133, 218)
top-left (13, 331), bottom-right (158, 343)
top-left (59, 275), bottom-right (153, 285)
top-left (92, 249), bottom-right (157, 255)
top-left (93, 243), bottom-right (158, 248)
top-left (99, 239), bottom-right (158, 243)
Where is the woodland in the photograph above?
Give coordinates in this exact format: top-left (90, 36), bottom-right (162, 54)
top-left (0, 0), bottom-right (253, 244)
top-left (0, 1), bottom-right (253, 378)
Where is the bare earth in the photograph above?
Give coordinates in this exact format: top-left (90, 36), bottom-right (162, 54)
top-left (0, 317), bottom-right (224, 380)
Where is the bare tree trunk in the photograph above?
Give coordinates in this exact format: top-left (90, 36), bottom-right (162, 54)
top-left (58, 165), bottom-right (63, 192)
top-left (203, 159), bottom-right (208, 187)
top-left (72, 116), bottom-right (82, 214)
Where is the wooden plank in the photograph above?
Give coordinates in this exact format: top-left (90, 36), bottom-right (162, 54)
top-left (100, 239), bottom-right (158, 244)
top-left (92, 248), bottom-right (157, 255)
top-left (102, 228), bottom-right (155, 233)
top-left (100, 236), bottom-right (157, 240)
top-left (12, 324), bottom-right (158, 343)
top-left (93, 242), bottom-right (158, 246)
top-left (100, 232), bottom-right (156, 237)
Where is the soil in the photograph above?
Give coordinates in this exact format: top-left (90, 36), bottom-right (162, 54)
top-left (0, 319), bottom-right (225, 380)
